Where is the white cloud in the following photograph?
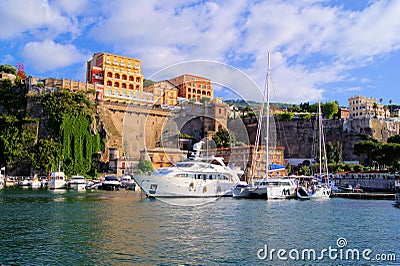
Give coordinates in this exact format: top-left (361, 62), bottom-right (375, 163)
top-left (2, 0), bottom-right (400, 104)
top-left (21, 40), bottom-right (87, 72)
top-left (89, 0), bottom-right (247, 69)
top-left (0, 0), bottom-right (79, 40)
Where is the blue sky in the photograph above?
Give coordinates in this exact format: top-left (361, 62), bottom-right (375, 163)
top-left (1, 0), bottom-right (399, 106)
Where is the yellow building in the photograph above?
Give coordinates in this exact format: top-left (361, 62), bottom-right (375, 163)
top-left (143, 80), bottom-right (179, 106)
top-left (86, 52), bottom-right (152, 104)
top-left (140, 148), bottom-right (188, 169)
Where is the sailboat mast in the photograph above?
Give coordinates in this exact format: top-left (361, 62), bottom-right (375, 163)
top-left (318, 101), bottom-right (322, 176)
top-left (265, 52), bottom-right (270, 178)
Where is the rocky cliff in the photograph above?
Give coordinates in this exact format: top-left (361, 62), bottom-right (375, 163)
top-left (275, 118), bottom-right (400, 161)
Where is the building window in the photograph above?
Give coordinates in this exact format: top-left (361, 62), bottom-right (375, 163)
top-left (122, 83), bottom-right (127, 89)
top-left (107, 72), bottom-right (112, 78)
top-left (114, 82), bottom-right (120, 88)
top-left (114, 91), bottom-right (119, 96)
top-left (129, 84), bottom-right (133, 90)
top-left (115, 73), bottom-right (120, 79)
top-left (122, 74), bottom-right (127, 80)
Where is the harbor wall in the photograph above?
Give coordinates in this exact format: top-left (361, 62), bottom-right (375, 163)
top-left (334, 178), bottom-right (396, 192)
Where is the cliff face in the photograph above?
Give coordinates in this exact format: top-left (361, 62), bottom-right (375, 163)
top-left (275, 118), bottom-right (400, 161)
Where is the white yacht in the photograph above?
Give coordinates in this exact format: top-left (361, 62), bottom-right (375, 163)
top-left (67, 175), bottom-right (86, 191)
top-left (132, 142), bottom-right (243, 198)
top-left (29, 175), bottom-right (41, 189)
top-left (47, 171), bottom-right (67, 189)
top-left (233, 177), bottom-right (297, 199)
top-left (296, 176), bottom-right (331, 199)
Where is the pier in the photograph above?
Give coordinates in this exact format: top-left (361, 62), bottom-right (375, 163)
top-left (332, 192), bottom-right (395, 200)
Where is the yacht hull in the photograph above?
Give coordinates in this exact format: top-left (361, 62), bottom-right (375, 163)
top-left (297, 186), bottom-right (331, 199)
top-left (133, 175), bottom-right (236, 198)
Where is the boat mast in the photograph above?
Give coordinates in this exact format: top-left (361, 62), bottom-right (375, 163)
top-left (318, 101), bottom-right (329, 181)
top-left (318, 101), bottom-right (322, 177)
top-left (265, 52), bottom-right (270, 179)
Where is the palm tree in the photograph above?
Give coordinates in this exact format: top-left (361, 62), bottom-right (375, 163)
top-left (373, 102), bottom-right (378, 118)
top-left (389, 99), bottom-right (393, 117)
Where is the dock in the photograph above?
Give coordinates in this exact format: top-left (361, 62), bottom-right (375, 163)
top-left (332, 192), bottom-right (395, 200)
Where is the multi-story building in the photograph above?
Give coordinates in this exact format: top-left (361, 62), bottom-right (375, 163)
top-left (86, 52), bottom-right (152, 104)
top-left (169, 74), bottom-right (213, 102)
top-left (348, 95), bottom-right (389, 119)
top-left (26, 76), bottom-right (96, 97)
top-left (143, 80), bottom-right (179, 106)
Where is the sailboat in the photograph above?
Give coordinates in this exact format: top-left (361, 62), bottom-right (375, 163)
top-left (296, 101), bottom-right (331, 199)
top-left (232, 53), bottom-right (297, 199)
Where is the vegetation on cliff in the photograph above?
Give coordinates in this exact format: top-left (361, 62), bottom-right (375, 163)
top-left (33, 90), bottom-right (104, 176)
top-left (0, 64), bottom-right (104, 176)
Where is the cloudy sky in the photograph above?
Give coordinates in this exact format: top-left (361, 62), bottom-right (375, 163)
top-left (1, 0), bottom-right (399, 106)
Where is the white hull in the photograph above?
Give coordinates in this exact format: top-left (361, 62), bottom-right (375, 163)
top-left (233, 179), bottom-right (297, 199)
top-left (133, 175), bottom-right (236, 197)
top-left (297, 186), bottom-right (331, 199)
top-left (395, 192), bottom-right (400, 204)
top-left (29, 180), bottom-right (41, 189)
top-left (69, 183), bottom-right (86, 191)
top-left (48, 179), bottom-right (66, 189)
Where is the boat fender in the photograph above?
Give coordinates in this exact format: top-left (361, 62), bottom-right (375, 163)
top-left (189, 182), bottom-right (194, 191)
top-left (217, 185), bottom-right (221, 193)
top-left (203, 186), bottom-right (207, 193)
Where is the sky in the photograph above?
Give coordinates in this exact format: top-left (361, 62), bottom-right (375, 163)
top-left (1, 0), bottom-right (400, 107)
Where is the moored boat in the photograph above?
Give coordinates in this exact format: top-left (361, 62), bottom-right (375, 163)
top-left (297, 183), bottom-right (331, 199)
top-left (48, 171), bottom-right (67, 190)
top-left (67, 175), bottom-right (86, 191)
top-left (233, 177), bottom-right (297, 199)
top-left (29, 175), bottom-right (41, 189)
top-left (101, 176), bottom-right (121, 191)
top-left (132, 142), bottom-right (242, 198)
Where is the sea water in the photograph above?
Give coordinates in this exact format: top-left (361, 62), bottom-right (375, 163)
top-left (0, 188), bottom-right (399, 265)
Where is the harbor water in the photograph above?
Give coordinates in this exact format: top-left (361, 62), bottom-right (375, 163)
top-left (0, 188), bottom-right (399, 265)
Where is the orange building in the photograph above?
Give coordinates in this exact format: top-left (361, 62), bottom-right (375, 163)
top-left (86, 52), bottom-right (152, 104)
top-left (143, 80), bottom-right (179, 106)
top-left (169, 74), bottom-right (213, 102)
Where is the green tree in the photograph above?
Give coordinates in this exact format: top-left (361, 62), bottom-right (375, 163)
top-left (321, 101), bottom-right (339, 119)
top-left (0, 64), bottom-right (17, 75)
top-left (276, 111), bottom-right (294, 121)
top-left (138, 160), bottom-right (154, 174)
top-left (31, 138), bottom-right (60, 173)
top-left (373, 102), bottom-right (378, 118)
top-left (213, 129), bottom-right (231, 148)
top-left (387, 134), bottom-right (400, 144)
